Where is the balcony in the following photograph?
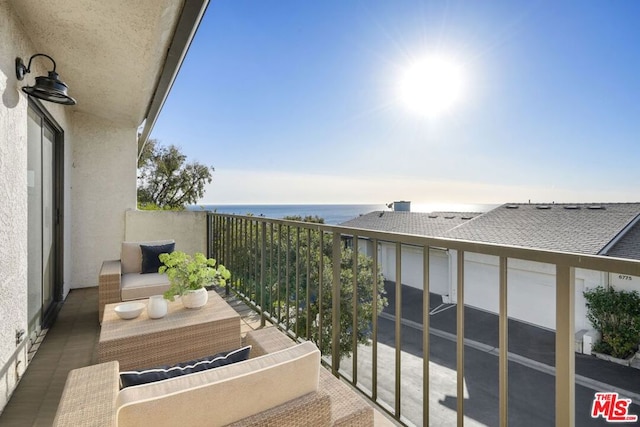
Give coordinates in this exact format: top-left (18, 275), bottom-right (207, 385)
top-left (3, 211), bottom-right (640, 426)
top-left (207, 212), bottom-right (640, 426)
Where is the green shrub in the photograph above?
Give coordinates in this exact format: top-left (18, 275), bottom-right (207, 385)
top-left (583, 286), bottom-right (640, 359)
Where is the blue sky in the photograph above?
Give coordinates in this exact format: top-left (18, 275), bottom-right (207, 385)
top-left (151, 1), bottom-right (640, 205)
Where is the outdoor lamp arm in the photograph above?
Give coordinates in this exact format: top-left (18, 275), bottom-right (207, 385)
top-left (16, 53), bottom-right (57, 80)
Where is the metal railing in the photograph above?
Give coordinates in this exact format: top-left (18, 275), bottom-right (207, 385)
top-left (207, 212), bottom-right (640, 426)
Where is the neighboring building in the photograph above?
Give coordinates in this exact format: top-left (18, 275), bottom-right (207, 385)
top-left (341, 203), bottom-right (640, 334)
top-left (0, 0), bottom-right (208, 411)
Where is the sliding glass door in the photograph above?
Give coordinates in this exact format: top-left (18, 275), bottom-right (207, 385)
top-left (27, 103), bottom-right (63, 333)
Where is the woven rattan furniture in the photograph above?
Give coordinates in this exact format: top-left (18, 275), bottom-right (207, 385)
top-left (245, 328), bottom-right (374, 426)
top-left (98, 290), bottom-right (240, 371)
top-left (54, 328), bottom-right (373, 426)
top-left (98, 240), bottom-right (175, 323)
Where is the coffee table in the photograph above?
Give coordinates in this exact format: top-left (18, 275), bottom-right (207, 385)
top-left (98, 290), bottom-right (241, 371)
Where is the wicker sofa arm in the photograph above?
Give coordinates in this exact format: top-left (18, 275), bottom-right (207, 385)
top-left (243, 327), bottom-right (296, 357)
top-left (230, 389), bottom-right (332, 426)
top-left (244, 328), bottom-right (374, 426)
top-left (99, 260), bottom-right (121, 323)
top-left (53, 361), bottom-right (119, 427)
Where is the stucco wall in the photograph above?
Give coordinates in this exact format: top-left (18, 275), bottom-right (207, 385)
top-left (0, 0), bottom-right (72, 410)
top-left (70, 112), bottom-right (137, 288)
top-left (124, 210), bottom-right (208, 256)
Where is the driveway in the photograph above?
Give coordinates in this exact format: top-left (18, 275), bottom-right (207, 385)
top-left (341, 282), bottom-right (640, 426)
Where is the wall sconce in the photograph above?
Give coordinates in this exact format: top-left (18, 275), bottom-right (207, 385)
top-left (15, 53), bottom-right (76, 105)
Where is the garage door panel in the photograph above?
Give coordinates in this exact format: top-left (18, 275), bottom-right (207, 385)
top-left (381, 244), bottom-right (449, 295)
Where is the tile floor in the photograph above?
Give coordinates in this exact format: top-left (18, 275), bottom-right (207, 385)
top-left (0, 287), bottom-right (395, 426)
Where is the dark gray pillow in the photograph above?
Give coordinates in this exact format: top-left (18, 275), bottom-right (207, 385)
top-left (119, 346), bottom-right (252, 388)
top-left (140, 242), bottom-right (175, 274)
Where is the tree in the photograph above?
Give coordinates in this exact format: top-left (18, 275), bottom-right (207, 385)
top-left (227, 215), bottom-right (387, 360)
top-left (137, 139), bottom-right (214, 209)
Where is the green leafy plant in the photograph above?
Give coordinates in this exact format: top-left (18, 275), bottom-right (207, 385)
top-left (228, 216), bottom-right (387, 361)
top-left (159, 251), bottom-right (230, 301)
top-left (584, 286), bottom-right (640, 359)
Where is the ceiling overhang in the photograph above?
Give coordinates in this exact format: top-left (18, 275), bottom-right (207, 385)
top-left (10, 0), bottom-right (208, 154)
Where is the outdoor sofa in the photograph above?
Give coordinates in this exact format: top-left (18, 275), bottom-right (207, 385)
top-left (53, 327), bottom-right (374, 426)
top-left (98, 240), bottom-right (175, 323)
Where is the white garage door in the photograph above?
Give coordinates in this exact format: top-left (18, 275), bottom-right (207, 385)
top-left (463, 254), bottom-right (586, 331)
top-left (381, 244), bottom-right (449, 295)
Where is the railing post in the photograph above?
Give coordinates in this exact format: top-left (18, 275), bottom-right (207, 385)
top-left (207, 212), bottom-right (214, 258)
top-left (260, 221), bottom-right (266, 327)
top-left (307, 229), bottom-right (312, 341)
top-left (319, 231), bottom-right (324, 348)
top-left (395, 241), bottom-right (402, 418)
top-left (556, 264), bottom-right (575, 427)
top-left (457, 251), bottom-right (465, 427)
top-left (499, 257), bottom-right (508, 427)
top-left (332, 232), bottom-right (341, 375)
top-left (423, 245), bottom-right (430, 426)
top-left (352, 236), bottom-right (359, 385)
top-left (225, 217), bottom-right (232, 295)
top-left (372, 238), bottom-right (379, 402)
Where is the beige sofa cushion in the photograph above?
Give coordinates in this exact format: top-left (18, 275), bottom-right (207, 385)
top-left (116, 341), bottom-right (320, 427)
top-left (121, 240), bottom-right (175, 274)
top-left (120, 273), bottom-right (170, 301)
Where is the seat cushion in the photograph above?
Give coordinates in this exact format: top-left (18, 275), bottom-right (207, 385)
top-left (121, 273), bottom-right (170, 301)
top-left (116, 341), bottom-right (321, 427)
top-left (121, 240), bottom-right (175, 274)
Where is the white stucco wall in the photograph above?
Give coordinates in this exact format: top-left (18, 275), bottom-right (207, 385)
top-left (70, 112), bottom-right (137, 288)
top-left (124, 210), bottom-right (208, 256)
top-left (0, 1), bottom-right (72, 410)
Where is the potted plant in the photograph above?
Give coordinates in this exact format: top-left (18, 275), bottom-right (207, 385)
top-left (159, 251), bottom-right (231, 309)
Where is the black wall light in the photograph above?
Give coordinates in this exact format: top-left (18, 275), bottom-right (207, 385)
top-left (16, 53), bottom-right (76, 105)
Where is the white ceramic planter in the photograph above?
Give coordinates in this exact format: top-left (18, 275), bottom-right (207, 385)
top-left (181, 287), bottom-right (209, 309)
top-left (147, 295), bottom-right (168, 319)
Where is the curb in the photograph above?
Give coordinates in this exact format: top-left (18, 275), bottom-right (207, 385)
top-left (379, 312), bottom-right (640, 403)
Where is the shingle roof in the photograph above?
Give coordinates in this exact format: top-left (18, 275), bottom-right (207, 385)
top-left (444, 203), bottom-right (640, 255)
top-left (606, 219), bottom-right (640, 260)
top-left (339, 211), bottom-right (481, 237)
top-left (340, 203), bottom-right (640, 257)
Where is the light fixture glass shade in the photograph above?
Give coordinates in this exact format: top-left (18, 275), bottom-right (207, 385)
top-left (21, 71), bottom-right (76, 105)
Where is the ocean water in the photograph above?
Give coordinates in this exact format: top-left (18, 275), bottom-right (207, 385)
top-left (187, 203), bottom-right (498, 225)
top-left (188, 204), bottom-right (385, 225)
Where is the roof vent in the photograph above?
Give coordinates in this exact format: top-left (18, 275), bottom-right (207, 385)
top-left (461, 215), bottom-right (473, 220)
top-left (564, 205), bottom-right (580, 210)
top-left (536, 205), bottom-right (551, 210)
top-left (587, 205), bottom-right (605, 210)
top-left (428, 215), bottom-right (438, 218)
top-left (444, 215), bottom-right (455, 219)
top-left (505, 205), bottom-right (519, 209)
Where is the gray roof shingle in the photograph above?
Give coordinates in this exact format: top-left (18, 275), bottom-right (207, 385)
top-left (606, 220), bottom-right (640, 260)
top-left (444, 203), bottom-right (640, 255)
top-left (340, 203), bottom-right (640, 256)
top-left (340, 211), bottom-right (481, 237)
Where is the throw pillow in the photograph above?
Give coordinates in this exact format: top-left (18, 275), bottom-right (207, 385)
top-left (119, 345), bottom-right (252, 388)
top-left (140, 242), bottom-right (175, 274)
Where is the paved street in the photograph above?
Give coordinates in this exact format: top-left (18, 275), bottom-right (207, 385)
top-left (341, 283), bottom-right (640, 426)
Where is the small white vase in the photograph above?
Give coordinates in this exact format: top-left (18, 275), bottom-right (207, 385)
top-left (147, 295), bottom-right (168, 319)
top-left (181, 288), bottom-right (209, 309)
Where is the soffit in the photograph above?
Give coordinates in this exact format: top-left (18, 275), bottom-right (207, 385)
top-left (10, 0), bottom-right (183, 127)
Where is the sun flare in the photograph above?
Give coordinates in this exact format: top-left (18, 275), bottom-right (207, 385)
top-left (399, 56), bottom-right (464, 117)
